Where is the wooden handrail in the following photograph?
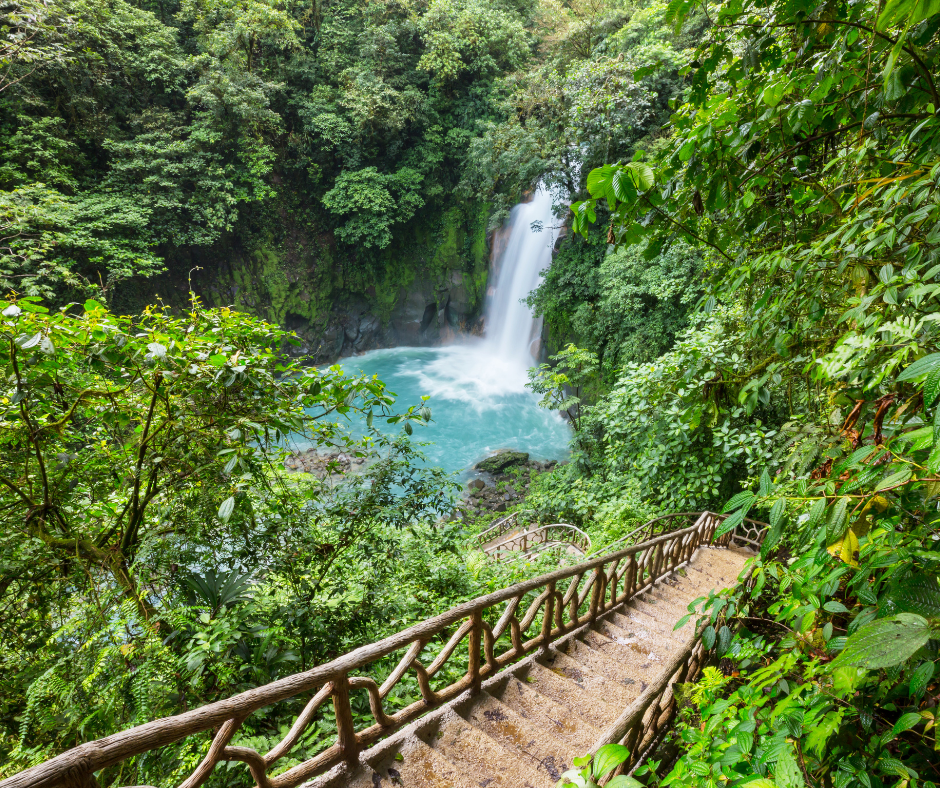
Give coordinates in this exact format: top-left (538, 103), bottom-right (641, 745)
top-left (472, 511), bottom-right (522, 545)
top-left (1, 511), bottom-right (740, 788)
top-left (485, 523), bottom-right (592, 561)
top-left (585, 512), bottom-right (704, 557)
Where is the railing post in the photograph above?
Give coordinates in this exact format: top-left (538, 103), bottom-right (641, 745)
top-left (624, 555), bottom-right (636, 599)
top-left (64, 768), bottom-right (100, 788)
top-left (540, 580), bottom-right (555, 655)
top-left (469, 610), bottom-right (483, 694)
top-left (332, 673), bottom-right (360, 768)
top-left (589, 568), bottom-right (603, 621)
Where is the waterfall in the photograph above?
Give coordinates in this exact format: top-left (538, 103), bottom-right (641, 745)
top-left (483, 187), bottom-right (559, 366)
top-left (310, 186), bottom-right (571, 474)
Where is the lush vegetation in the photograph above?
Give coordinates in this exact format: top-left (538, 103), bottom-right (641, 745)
top-left (0, 293), bottom-right (579, 782)
top-left (0, 0), bottom-right (540, 327)
top-left (4, 0), bottom-right (940, 786)
top-left (547, 0), bottom-right (940, 786)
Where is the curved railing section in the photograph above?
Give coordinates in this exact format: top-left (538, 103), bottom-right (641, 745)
top-left (484, 523), bottom-right (592, 562)
top-left (588, 511), bottom-right (768, 557)
top-left (1, 512), bottom-right (744, 788)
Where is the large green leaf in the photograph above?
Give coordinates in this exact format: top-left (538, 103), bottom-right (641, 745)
top-left (624, 162), bottom-right (655, 191)
top-left (884, 573), bottom-right (940, 618)
top-left (775, 746), bottom-right (805, 788)
top-left (831, 613), bottom-right (934, 669)
top-left (924, 365), bottom-right (940, 407)
top-left (612, 167), bottom-right (639, 203)
top-left (896, 352), bottom-right (940, 381)
top-left (722, 491), bottom-right (755, 513)
top-left (586, 165), bottom-right (619, 204)
top-left (606, 777), bottom-right (643, 788)
top-left (592, 744), bottom-right (631, 779)
top-left (878, 0), bottom-right (940, 28)
top-left (762, 81), bottom-right (787, 107)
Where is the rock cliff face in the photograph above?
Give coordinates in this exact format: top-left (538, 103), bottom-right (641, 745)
top-left (284, 265), bottom-right (487, 363)
top-left (119, 199), bottom-right (493, 364)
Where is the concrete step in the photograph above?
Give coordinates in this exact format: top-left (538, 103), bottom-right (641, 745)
top-left (352, 737), bottom-right (479, 788)
top-left (422, 713), bottom-right (546, 788)
top-left (624, 596), bottom-right (693, 632)
top-left (605, 606), bottom-right (688, 643)
top-left (492, 674), bottom-right (601, 756)
top-left (558, 637), bottom-right (647, 699)
top-left (539, 649), bottom-right (636, 710)
top-left (632, 589), bottom-right (688, 619)
top-left (460, 691), bottom-right (574, 786)
top-left (686, 547), bottom-right (748, 587)
top-left (578, 628), bottom-right (673, 689)
top-left (514, 661), bottom-right (617, 729)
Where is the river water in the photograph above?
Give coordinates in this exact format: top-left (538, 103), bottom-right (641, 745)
top-left (311, 188), bottom-right (571, 477)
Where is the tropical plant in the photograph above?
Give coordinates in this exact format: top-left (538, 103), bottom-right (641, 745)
top-left (557, 743), bottom-right (642, 788)
top-left (560, 0), bottom-right (940, 786)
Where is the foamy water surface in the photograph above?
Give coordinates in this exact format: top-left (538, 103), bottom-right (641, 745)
top-left (309, 343), bottom-right (571, 477)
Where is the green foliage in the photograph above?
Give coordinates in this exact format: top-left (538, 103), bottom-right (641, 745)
top-left (465, 0), bottom-right (704, 212)
top-left (527, 343), bottom-right (598, 430)
top-left (418, 0), bottom-right (531, 82)
top-left (528, 234), bottom-right (706, 376)
top-left (576, 306), bottom-right (780, 510)
top-left (322, 166), bottom-right (425, 249)
top-left (558, 1), bottom-right (940, 787)
top-left (0, 295), bottom-right (468, 778)
top-left (557, 743), bottom-right (641, 788)
top-left (0, 0), bottom-right (533, 309)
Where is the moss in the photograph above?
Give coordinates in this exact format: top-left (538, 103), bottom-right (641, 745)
top-left (114, 192), bottom-right (494, 335)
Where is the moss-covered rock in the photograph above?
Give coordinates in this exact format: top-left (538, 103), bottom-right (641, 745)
top-left (115, 194), bottom-right (493, 363)
top-left (474, 451), bottom-right (530, 473)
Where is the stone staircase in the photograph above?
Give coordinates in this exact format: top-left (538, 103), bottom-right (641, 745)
top-left (1, 514), bottom-right (757, 788)
top-left (326, 546), bottom-right (749, 788)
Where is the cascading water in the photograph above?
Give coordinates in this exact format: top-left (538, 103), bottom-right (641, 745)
top-left (483, 187), bottom-right (560, 367)
top-left (301, 186), bottom-right (570, 476)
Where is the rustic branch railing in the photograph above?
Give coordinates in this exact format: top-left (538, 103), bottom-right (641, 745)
top-left (1, 511), bottom-right (743, 788)
top-left (589, 512), bottom-right (768, 557)
top-left (484, 523), bottom-right (592, 562)
top-left (586, 512), bottom-right (705, 557)
top-left (472, 510), bottom-right (522, 546)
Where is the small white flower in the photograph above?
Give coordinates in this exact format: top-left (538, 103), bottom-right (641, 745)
top-left (2, 305), bottom-right (21, 318)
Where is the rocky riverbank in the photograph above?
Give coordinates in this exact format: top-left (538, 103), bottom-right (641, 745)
top-left (459, 450), bottom-right (559, 517)
top-left (284, 447), bottom-right (366, 478)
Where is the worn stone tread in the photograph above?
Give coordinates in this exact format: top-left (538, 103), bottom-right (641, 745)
top-left (559, 638), bottom-right (649, 697)
top-left (514, 662), bottom-right (617, 729)
top-left (577, 628), bottom-right (672, 687)
top-left (606, 606), bottom-right (687, 642)
top-left (493, 675), bottom-right (601, 754)
top-left (461, 692), bottom-right (575, 786)
top-left (539, 649), bottom-right (635, 710)
top-left (353, 737), bottom-right (479, 788)
top-left (423, 714), bottom-right (545, 788)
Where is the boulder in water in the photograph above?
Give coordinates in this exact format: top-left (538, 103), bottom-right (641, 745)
top-left (474, 450), bottom-right (529, 474)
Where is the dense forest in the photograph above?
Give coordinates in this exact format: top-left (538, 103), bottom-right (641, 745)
top-left (2, 0), bottom-right (940, 786)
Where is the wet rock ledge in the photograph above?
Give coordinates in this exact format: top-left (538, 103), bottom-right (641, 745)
top-left (284, 447), bottom-right (366, 478)
top-left (461, 450), bottom-right (558, 516)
